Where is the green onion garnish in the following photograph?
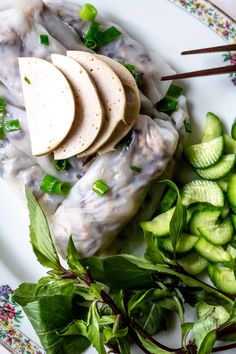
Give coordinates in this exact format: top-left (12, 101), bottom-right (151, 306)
top-left (119, 61), bottom-right (143, 88)
top-left (24, 76), bottom-right (31, 84)
top-left (40, 34), bottom-right (49, 46)
top-left (0, 97), bottom-right (6, 139)
top-left (130, 165), bottom-right (142, 173)
top-left (166, 84), bottom-right (183, 99)
top-left (84, 21), bottom-right (100, 49)
top-left (97, 26), bottom-right (122, 46)
top-left (92, 179), bottom-right (109, 196)
top-left (156, 97), bottom-right (178, 115)
top-left (80, 3), bottom-right (97, 22)
top-left (40, 174), bottom-right (72, 196)
top-left (184, 120), bottom-right (192, 133)
top-left (53, 159), bottom-right (70, 172)
top-left (4, 119), bottom-right (20, 133)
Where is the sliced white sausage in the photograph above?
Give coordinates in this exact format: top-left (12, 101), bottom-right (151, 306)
top-left (51, 54), bottom-right (104, 159)
top-left (67, 51), bottom-right (126, 157)
top-left (96, 55), bottom-right (141, 154)
top-left (18, 57), bottom-right (75, 156)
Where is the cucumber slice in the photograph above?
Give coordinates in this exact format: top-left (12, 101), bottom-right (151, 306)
top-left (181, 180), bottom-right (224, 207)
top-left (196, 154), bottom-right (235, 180)
top-left (158, 188), bottom-right (177, 214)
top-left (208, 265), bottom-right (236, 295)
top-left (231, 121), bottom-right (236, 140)
top-left (175, 161), bottom-right (199, 186)
top-left (202, 112), bottom-right (223, 143)
top-left (186, 203), bottom-right (208, 224)
top-left (224, 134), bottom-right (236, 154)
top-left (189, 207), bottom-right (221, 236)
top-left (227, 174), bottom-right (236, 208)
top-left (140, 207), bottom-right (175, 237)
top-left (216, 173), bottom-right (232, 193)
top-left (231, 214), bottom-right (236, 230)
top-left (199, 217), bottom-right (233, 245)
top-left (196, 302), bottom-right (230, 324)
top-left (226, 244), bottom-right (236, 259)
top-left (184, 136), bottom-right (224, 169)
top-left (194, 238), bottom-right (231, 262)
top-left (158, 233), bottom-right (198, 256)
top-left (178, 252), bottom-right (207, 275)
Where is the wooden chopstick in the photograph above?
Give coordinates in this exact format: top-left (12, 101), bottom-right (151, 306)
top-left (181, 44), bottom-right (236, 55)
top-left (161, 64), bottom-right (236, 81)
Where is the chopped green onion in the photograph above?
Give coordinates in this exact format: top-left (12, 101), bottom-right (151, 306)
top-left (4, 119), bottom-right (20, 133)
top-left (184, 120), bottom-right (192, 133)
top-left (119, 61), bottom-right (143, 88)
top-left (166, 84), bottom-right (183, 99)
top-left (24, 76), bottom-right (31, 84)
top-left (40, 174), bottom-right (72, 196)
top-left (97, 26), bottom-right (121, 46)
top-left (53, 181), bottom-right (71, 196)
top-left (40, 34), bottom-right (49, 46)
top-left (156, 97), bottom-right (178, 115)
top-left (231, 121), bottom-right (236, 140)
top-left (92, 179), bottom-right (109, 196)
top-left (116, 132), bottom-right (132, 149)
top-left (40, 174), bottom-right (58, 194)
top-left (53, 159), bottom-right (70, 172)
top-left (84, 21), bottom-right (100, 49)
top-left (130, 165), bottom-right (142, 173)
top-left (80, 3), bottom-right (97, 22)
top-left (0, 97), bottom-right (6, 139)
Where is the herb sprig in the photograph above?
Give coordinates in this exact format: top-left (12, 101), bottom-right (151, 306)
top-left (13, 185), bottom-right (236, 354)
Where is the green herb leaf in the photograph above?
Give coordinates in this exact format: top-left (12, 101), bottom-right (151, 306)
top-left (12, 283), bottom-right (37, 307)
top-left (181, 322), bottom-right (194, 348)
top-left (67, 236), bottom-right (86, 275)
top-left (127, 289), bottom-right (156, 315)
top-left (103, 326), bottom-right (128, 342)
top-left (136, 332), bottom-right (170, 353)
top-left (25, 187), bottom-right (61, 270)
top-left (197, 330), bottom-right (216, 354)
top-left (193, 308), bottom-right (218, 348)
top-left (117, 336), bottom-right (131, 354)
top-left (87, 301), bottom-right (107, 354)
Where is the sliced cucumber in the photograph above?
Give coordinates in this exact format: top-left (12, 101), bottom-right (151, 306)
top-left (231, 121), bottom-right (236, 140)
top-left (224, 134), bottom-right (236, 154)
top-left (196, 154), bottom-right (235, 180)
top-left (181, 180), bottom-right (224, 207)
top-left (227, 174), bottom-right (236, 208)
top-left (175, 160), bottom-right (199, 186)
top-left (216, 173), bottom-right (232, 193)
top-left (184, 136), bottom-right (224, 169)
top-left (178, 252), bottom-right (207, 275)
top-left (208, 265), bottom-right (236, 295)
top-left (194, 238), bottom-right (231, 262)
top-left (202, 112), bottom-right (223, 143)
top-left (189, 207), bottom-right (221, 236)
top-left (158, 188), bottom-right (177, 214)
top-left (158, 233), bottom-right (198, 256)
top-left (140, 207), bottom-right (175, 237)
top-left (231, 214), bottom-right (236, 230)
top-left (226, 244), bottom-right (236, 259)
top-left (186, 203), bottom-right (208, 224)
top-left (196, 302), bottom-right (230, 324)
top-left (199, 217), bottom-right (233, 245)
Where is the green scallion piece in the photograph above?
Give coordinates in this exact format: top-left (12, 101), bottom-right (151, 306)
top-left (40, 34), bottom-right (49, 46)
top-left (0, 97), bottom-right (6, 139)
top-left (80, 3), bottom-right (97, 22)
top-left (97, 26), bottom-right (121, 46)
top-left (84, 21), bottom-right (100, 49)
top-left (4, 119), bottom-right (20, 133)
top-left (166, 84), bottom-right (184, 99)
top-left (53, 159), bottom-right (70, 172)
top-left (119, 61), bottom-right (143, 87)
top-left (24, 76), bottom-right (31, 84)
top-left (184, 120), bottom-right (192, 133)
top-left (130, 165), bottom-right (142, 173)
top-left (40, 174), bottom-right (72, 196)
top-left (92, 179), bottom-right (109, 196)
top-left (156, 97), bottom-right (178, 115)
top-left (40, 174), bottom-right (58, 194)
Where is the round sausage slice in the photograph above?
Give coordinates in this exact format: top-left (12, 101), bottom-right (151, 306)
top-left (51, 54), bottom-right (104, 159)
top-left (67, 51), bottom-right (126, 157)
top-left (19, 57), bottom-right (75, 156)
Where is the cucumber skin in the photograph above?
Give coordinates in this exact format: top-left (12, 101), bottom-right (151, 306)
top-left (208, 265), bottom-right (236, 295)
top-left (227, 174), bottom-right (236, 208)
top-left (224, 134), bottom-right (236, 154)
top-left (194, 238), bottom-right (231, 263)
top-left (158, 233), bottom-right (198, 256)
top-left (202, 112), bottom-right (223, 143)
top-left (195, 154), bottom-right (235, 181)
top-left (140, 207), bottom-right (175, 237)
top-left (178, 252), bottom-right (207, 275)
top-left (184, 136), bottom-right (224, 169)
top-left (231, 122), bottom-right (236, 141)
top-left (181, 180), bottom-right (224, 207)
top-left (198, 216), bottom-right (233, 246)
top-left (189, 207), bottom-right (221, 236)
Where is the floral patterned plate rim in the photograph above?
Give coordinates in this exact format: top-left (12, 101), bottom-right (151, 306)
top-left (1, 1), bottom-right (236, 354)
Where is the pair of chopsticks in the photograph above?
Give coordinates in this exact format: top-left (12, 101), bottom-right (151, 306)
top-left (161, 44), bottom-right (236, 81)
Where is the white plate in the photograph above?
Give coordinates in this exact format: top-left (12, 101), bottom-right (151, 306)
top-left (0, 0), bottom-right (235, 353)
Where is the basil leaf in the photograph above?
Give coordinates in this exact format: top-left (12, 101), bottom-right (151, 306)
top-left (193, 309), bottom-right (217, 348)
top-left (23, 295), bottom-right (73, 354)
top-left (59, 320), bottom-right (87, 337)
top-left (67, 236), bottom-right (86, 275)
top-left (117, 336), bottom-right (131, 354)
top-left (197, 330), bottom-right (216, 354)
top-left (127, 289), bottom-right (155, 315)
top-left (103, 326), bottom-right (128, 342)
top-left (112, 290), bottom-right (126, 314)
top-left (87, 301), bottom-right (106, 354)
top-left (181, 322), bottom-right (193, 348)
top-left (144, 232), bottom-right (166, 264)
top-left (80, 256), bottom-right (105, 282)
top-left (62, 336), bottom-right (90, 354)
top-left (25, 187), bottom-right (61, 270)
top-left (12, 283), bottom-right (37, 306)
top-left (136, 332), bottom-right (170, 353)
top-left (158, 295), bottom-right (184, 323)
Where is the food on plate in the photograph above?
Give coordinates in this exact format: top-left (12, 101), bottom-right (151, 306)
top-left (51, 54), bottom-right (104, 158)
top-left (67, 51), bottom-right (127, 156)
